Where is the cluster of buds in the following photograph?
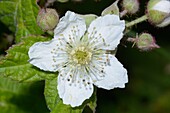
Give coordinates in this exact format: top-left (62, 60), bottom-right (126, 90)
top-left (36, 0), bottom-right (169, 52)
top-left (127, 33), bottom-right (160, 51)
top-left (120, 0), bottom-right (170, 27)
top-left (147, 0), bottom-right (170, 27)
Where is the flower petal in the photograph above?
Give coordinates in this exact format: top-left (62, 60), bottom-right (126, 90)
top-left (57, 67), bottom-right (93, 107)
top-left (157, 16), bottom-right (170, 27)
top-left (54, 11), bottom-right (86, 42)
top-left (87, 14), bottom-right (125, 50)
top-left (94, 54), bottom-right (128, 90)
top-left (153, 0), bottom-right (170, 13)
top-left (28, 39), bottom-right (68, 72)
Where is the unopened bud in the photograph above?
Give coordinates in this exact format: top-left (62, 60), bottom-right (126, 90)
top-left (37, 8), bottom-right (59, 31)
top-left (147, 0), bottom-right (170, 27)
top-left (136, 33), bottom-right (160, 51)
top-left (101, 0), bottom-right (119, 16)
top-left (121, 0), bottom-right (139, 14)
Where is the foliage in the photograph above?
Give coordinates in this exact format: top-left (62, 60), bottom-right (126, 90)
top-left (0, 0), bottom-right (43, 43)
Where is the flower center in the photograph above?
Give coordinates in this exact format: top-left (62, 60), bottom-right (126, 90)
top-left (70, 47), bottom-right (92, 65)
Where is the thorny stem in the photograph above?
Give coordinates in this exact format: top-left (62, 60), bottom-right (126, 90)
top-left (126, 15), bottom-right (148, 27)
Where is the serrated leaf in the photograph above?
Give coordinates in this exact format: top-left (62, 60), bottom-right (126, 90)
top-left (0, 36), bottom-right (57, 82)
top-left (0, 0), bottom-right (43, 42)
top-left (51, 100), bottom-right (83, 113)
top-left (44, 77), bottom-right (60, 111)
top-left (0, 76), bottom-right (30, 113)
top-left (0, 76), bottom-right (49, 113)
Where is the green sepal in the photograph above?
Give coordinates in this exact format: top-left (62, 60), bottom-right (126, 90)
top-left (147, 10), bottom-right (167, 24)
top-left (101, 0), bottom-right (119, 16)
top-left (78, 14), bottom-right (98, 27)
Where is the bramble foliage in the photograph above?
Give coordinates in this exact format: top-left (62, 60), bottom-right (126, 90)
top-left (0, 0), bottom-right (43, 43)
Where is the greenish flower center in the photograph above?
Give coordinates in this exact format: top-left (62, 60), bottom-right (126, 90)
top-left (74, 50), bottom-right (88, 61)
top-left (70, 47), bottom-right (92, 65)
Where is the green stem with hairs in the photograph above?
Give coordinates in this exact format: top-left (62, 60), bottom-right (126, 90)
top-left (126, 15), bottom-right (148, 27)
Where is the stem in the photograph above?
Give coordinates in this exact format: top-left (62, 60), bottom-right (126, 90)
top-left (126, 15), bottom-right (148, 27)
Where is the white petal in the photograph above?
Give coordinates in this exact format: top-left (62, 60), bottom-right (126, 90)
top-left (28, 39), bottom-right (67, 72)
top-left (157, 15), bottom-right (170, 27)
top-left (94, 54), bottom-right (128, 90)
top-left (153, 0), bottom-right (170, 13)
top-left (57, 67), bottom-right (93, 107)
top-left (54, 11), bottom-right (86, 42)
top-left (88, 14), bottom-right (125, 50)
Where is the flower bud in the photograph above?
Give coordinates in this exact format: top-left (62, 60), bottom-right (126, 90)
top-left (147, 0), bottom-right (170, 27)
top-left (101, 0), bottom-right (119, 16)
top-left (122, 0), bottom-right (139, 14)
top-left (37, 8), bottom-right (59, 31)
top-left (136, 33), bottom-right (160, 51)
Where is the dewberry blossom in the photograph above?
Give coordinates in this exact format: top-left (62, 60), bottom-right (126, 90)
top-left (28, 11), bottom-right (128, 107)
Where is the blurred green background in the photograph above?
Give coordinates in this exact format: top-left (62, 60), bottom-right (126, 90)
top-left (1, 0), bottom-right (170, 113)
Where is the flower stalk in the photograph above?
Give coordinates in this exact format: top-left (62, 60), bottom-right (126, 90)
top-left (126, 15), bottom-right (148, 27)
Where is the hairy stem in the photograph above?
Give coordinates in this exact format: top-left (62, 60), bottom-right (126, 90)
top-left (126, 15), bottom-right (148, 27)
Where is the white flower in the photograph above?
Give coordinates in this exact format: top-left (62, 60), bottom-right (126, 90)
top-left (28, 11), bottom-right (128, 107)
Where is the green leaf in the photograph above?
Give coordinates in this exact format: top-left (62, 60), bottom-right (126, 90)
top-left (0, 0), bottom-right (43, 43)
top-left (51, 100), bottom-right (83, 113)
top-left (0, 76), bottom-right (30, 113)
top-left (0, 36), bottom-right (57, 82)
top-left (87, 88), bottom-right (97, 113)
top-left (0, 76), bottom-right (49, 113)
top-left (44, 77), bottom-right (60, 111)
